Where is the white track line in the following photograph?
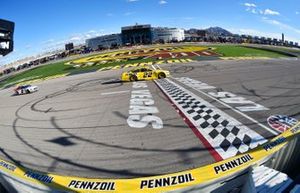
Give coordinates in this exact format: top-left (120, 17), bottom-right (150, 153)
top-left (151, 64), bottom-right (157, 70)
top-left (173, 77), bottom-right (279, 135)
top-left (144, 54), bottom-right (155, 59)
top-left (155, 64), bottom-right (162, 69)
top-left (101, 90), bottom-right (129, 95)
top-left (181, 52), bottom-right (188, 56)
top-left (202, 51), bottom-right (211, 56)
top-left (191, 51), bottom-right (200, 56)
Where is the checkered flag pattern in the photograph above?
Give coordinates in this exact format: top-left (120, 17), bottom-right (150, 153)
top-left (155, 78), bottom-right (267, 159)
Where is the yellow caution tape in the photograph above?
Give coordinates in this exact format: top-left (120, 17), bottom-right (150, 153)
top-left (1, 122), bottom-right (300, 192)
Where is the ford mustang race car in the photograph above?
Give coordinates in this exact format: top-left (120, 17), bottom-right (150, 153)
top-left (121, 67), bottom-right (170, 81)
top-left (14, 85), bottom-right (38, 95)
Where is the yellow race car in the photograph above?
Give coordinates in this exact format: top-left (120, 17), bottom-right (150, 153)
top-left (121, 67), bottom-right (170, 81)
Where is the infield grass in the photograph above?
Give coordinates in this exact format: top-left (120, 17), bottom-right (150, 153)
top-left (211, 45), bottom-right (287, 58)
top-left (0, 44), bottom-right (292, 88)
top-left (0, 58), bottom-right (156, 88)
top-left (266, 47), bottom-right (300, 55)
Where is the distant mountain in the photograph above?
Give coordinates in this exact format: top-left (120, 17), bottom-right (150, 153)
top-left (205, 27), bottom-right (232, 36)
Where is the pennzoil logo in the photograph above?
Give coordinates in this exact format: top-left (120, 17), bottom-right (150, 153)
top-left (0, 160), bottom-right (16, 172)
top-left (140, 173), bottom-right (194, 189)
top-left (291, 125), bottom-right (300, 134)
top-left (24, 171), bottom-right (53, 183)
top-left (262, 136), bottom-right (286, 151)
top-left (68, 180), bottom-right (116, 191)
top-left (214, 154), bottom-right (253, 174)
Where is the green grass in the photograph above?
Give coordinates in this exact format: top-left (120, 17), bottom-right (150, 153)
top-left (268, 47), bottom-right (300, 54)
top-left (210, 45), bottom-right (288, 57)
top-left (0, 45), bottom-right (293, 88)
top-left (0, 58), bottom-right (159, 88)
top-left (0, 62), bottom-right (69, 88)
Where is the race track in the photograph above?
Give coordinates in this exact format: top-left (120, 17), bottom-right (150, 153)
top-left (0, 58), bottom-right (299, 179)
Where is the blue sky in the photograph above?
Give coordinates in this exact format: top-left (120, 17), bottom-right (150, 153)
top-left (1, 0), bottom-right (299, 65)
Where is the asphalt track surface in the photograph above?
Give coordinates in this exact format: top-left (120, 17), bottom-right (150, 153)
top-left (0, 58), bottom-right (299, 179)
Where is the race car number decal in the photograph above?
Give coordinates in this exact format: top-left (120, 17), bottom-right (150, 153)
top-left (143, 72), bottom-right (152, 78)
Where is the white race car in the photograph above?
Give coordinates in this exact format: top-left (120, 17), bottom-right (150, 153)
top-left (14, 85), bottom-right (38, 95)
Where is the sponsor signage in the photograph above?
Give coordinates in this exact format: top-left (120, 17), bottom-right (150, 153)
top-left (68, 180), bottom-right (116, 191)
top-left (0, 19), bottom-right (14, 56)
top-left (69, 58), bottom-right (193, 69)
top-left (24, 171), bottom-right (53, 184)
top-left (65, 45), bottom-right (206, 67)
top-left (214, 154), bottom-right (253, 174)
top-left (263, 136), bottom-right (286, 151)
top-left (140, 173), bottom-right (194, 189)
top-left (291, 125), bottom-right (300, 134)
top-left (0, 121), bottom-right (299, 192)
top-left (0, 160), bottom-right (16, 172)
top-left (267, 115), bottom-right (298, 132)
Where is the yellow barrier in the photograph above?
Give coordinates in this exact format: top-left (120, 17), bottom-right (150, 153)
top-left (1, 122), bottom-right (299, 192)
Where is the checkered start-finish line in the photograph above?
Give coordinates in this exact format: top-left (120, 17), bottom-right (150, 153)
top-left (155, 78), bottom-right (267, 160)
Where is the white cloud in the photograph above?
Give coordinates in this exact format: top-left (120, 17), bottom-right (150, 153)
top-left (69, 36), bottom-right (81, 41)
top-left (251, 9), bottom-right (257, 14)
top-left (40, 29), bottom-right (105, 52)
top-left (263, 9), bottom-right (280, 16)
top-left (243, 3), bottom-right (280, 16)
top-left (124, 12), bottom-right (135, 16)
top-left (1, 29), bottom-right (108, 66)
top-left (106, 13), bottom-right (114, 17)
top-left (67, 29), bottom-right (105, 42)
top-left (159, 0), bottom-right (167, 5)
top-left (230, 28), bottom-right (299, 43)
top-left (230, 28), bottom-right (280, 38)
top-left (262, 17), bottom-right (300, 34)
top-left (245, 7), bottom-right (257, 14)
top-left (41, 39), bottom-right (55, 45)
top-left (244, 3), bottom-right (256, 7)
top-left (127, 0), bottom-right (139, 2)
top-left (0, 50), bottom-right (28, 67)
top-left (244, 3), bottom-right (258, 14)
